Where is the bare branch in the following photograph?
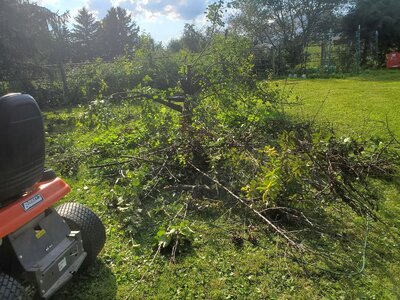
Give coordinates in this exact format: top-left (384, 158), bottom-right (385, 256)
top-left (187, 161), bottom-right (302, 249)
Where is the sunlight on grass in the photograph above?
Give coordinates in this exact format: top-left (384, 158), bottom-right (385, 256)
top-left (278, 70), bottom-right (400, 138)
top-left (45, 70), bottom-right (400, 299)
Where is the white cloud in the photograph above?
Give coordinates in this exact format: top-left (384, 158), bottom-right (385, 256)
top-left (37, 0), bottom-right (60, 6)
top-left (38, 0), bottom-right (220, 43)
top-left (133, 0), bottom-right (207, 21)
top-left (110, 0), bottom-right (127, 7)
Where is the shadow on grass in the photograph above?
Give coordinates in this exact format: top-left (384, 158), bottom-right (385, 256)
top-left (285, 194), bottom-right (400, 297)
top-left (352, 69), bottom-right (400, 82)
top-left (54, 260), bottom-right (117, 300)
top-left (44, 111), bottom-right (78, 135)
top-left (279, 69), bottom-right (400, 82)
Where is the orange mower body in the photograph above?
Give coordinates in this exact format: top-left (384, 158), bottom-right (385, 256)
top-left (0, 93), bottom-right (106, 299)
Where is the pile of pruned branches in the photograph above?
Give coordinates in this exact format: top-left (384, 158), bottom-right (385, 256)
top-left (86, 75), bottom-right (399, 251)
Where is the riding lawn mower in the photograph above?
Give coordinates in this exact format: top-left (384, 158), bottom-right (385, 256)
top-left (0, 93), bottom-right (106, 299)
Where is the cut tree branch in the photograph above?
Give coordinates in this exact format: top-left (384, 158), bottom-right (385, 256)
top-left (187, 161), bottom-right (302, 249)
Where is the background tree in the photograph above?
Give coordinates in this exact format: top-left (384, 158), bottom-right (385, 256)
top-left (72, 7), bottom-right (100, 61)
top-left (167, 38), bottom-right (183, 53)
top-left (229, 0), bottom-right (347, 71)
top-left (342, 0), bottom-right (400, 65)
top-left (48, 13), bottom-right (72, 64)
top-left (166, 24), bottom-right (206, 53)
top-left (0, 0), bottom-right (65, 89)
top-left (99, 7), bottom-right (139, 59)
top-left (181, 24), bottom-right (206, 53)
top-left (47, 13), bottom-right (72, 107)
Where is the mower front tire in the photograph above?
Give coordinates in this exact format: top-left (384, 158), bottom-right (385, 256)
top-left (0, 273), bottom-right (29, 300)
top-left (56, 202), bottom-right (106, 270)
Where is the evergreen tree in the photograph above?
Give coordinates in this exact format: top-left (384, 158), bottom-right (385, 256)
top-left (72, 7), bottom-right (100, 61)
top-left (99, 7), bottom-right (139, 59)
top-left (49, 19), bottom-right (72, 64)
top-left (0, 0), bottom-right (62, 84)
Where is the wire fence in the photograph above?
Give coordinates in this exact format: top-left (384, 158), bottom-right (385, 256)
top-left (252, 42), bottom-right (362, 77)
top-left (252, 29), bottom-right (381, 77)
top-left (0, 28), bottom-right (384, 105)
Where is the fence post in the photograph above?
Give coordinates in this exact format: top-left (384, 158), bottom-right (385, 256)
top-left (328, 29), bottom-right (333, 73)
top-left (355, 25), bottom-right (361, 73)
top-left (278, 45), bottom-right (282, 75)
top-left (58, 62), bottom-right (70, 110)
top-left (302, 45), bottom-right (306, 75)
top-left (375, 30), bottom-right (379, 66)
top-left (272, 47), bottom-right (276, 76)
top-left (321, 40), bottom-right (325, 68)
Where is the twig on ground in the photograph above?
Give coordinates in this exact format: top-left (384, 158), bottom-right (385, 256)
top-left (122, 155), bottom-right (175, 166)
top-left (125, 246), bottom-right (161, 300)
top-left (90, 160), bottom-right (131, 169)
top-left (142, 160), bottom-right (168, 200)
top-left (311, 90), bottom-right (331, 125)
top-left (187, 161), bottom-right (303, 250)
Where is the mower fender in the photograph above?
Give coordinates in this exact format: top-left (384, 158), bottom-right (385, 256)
top-left (0, 178), bottom-right (70, 239)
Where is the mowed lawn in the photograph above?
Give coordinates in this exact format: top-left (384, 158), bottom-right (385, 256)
top-left (278, 70), bottom-right (400, 138)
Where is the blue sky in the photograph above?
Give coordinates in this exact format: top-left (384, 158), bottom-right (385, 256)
top-left (37, 0), bottom-right (217, 44)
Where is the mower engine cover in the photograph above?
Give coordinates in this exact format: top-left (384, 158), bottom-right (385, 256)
top-left (0, 93), bottom-right (45, 204)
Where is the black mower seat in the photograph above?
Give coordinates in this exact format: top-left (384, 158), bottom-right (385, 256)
top-left (0, 93), bottom-right (45, 205)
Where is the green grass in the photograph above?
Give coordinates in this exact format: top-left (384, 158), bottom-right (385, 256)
top-left (57, 180), bottom-right (400, 300)
top-left (44, 71), bottom-right (400, 299)
top-left (278, 69), bottom-right (400, 138)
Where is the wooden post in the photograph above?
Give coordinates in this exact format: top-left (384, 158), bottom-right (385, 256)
top-left (58, 62), bottom-right (70, 111)
top-left (272, 48), bottom-right (276, 76)
top-left (355, 25), bottom-right (361, 73)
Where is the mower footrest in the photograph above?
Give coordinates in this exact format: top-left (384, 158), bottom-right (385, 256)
top-left (38, 233), bottom-right (86, 299)
top-left (34, 231), bottom-right (87, 299)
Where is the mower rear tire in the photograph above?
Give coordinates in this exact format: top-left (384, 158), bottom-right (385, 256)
top-left (0, 273), bottom-right (29, 300)
top-left (56, 202), bottom-right (106, 270)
